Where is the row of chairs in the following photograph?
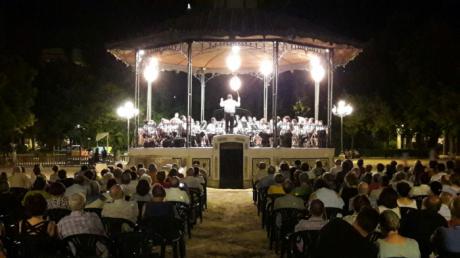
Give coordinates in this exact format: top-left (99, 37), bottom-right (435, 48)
top-left (0, 184), bottom-right (208, 258)
top-left (254, 186), bottom-right (343, 258)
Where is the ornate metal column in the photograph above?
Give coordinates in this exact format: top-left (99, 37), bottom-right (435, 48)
top-left (200, 70), bottom-right (205, 122)
top-left (272, 41), bottom-right (279, 147)
top-left (186, 42), bottom-right (193, 147)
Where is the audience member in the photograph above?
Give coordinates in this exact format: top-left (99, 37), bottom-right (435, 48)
top-left (314, 207), bottom-right (379, 258)
top-left (377, 210), bottom-right (421, 258)
top-left (310, 178), bottom-right (344, 209)
top-left (267, 173), bottom-right (286, 195)
top-left (164, 176), bottom-right (190, 204)
top-left (431, 196), bottom-right (460, 255)
top-left (9, 166), bottom-right (31, 189)
top-left (410, 172), bottom-right (432, 197)
top-left (64, 175), bottom-right (88, 198)
top-left (396, 182), bottom-right (417, 209)
top-left (57, 193), bottom-right (106, 238)
top-left (295, 199), bottom-right (327, 231)
top-left (46, 182), bottom-right (70, 210)
top-left (101, 184), bottom-right (138, 226)
top-left (181, 168), bottom-right (203, 192)
top-left (22, 176), bottom-right (50, 205)
top-left (120, 170), bottom-right (136, 197)
top-left (20, 194), bottom-right (56, 236)
top-left (377, 187), bottom-right (401, 218)
top-left (291, 172), bottom-right (312, 200)
top-left (142, 184), bottom-right (177, 219)
top-left (343, 194), bottom-right (371, 225)
top-left (256, 165), bottom-right (276, 190)
top-left (273, 180), bottom-right (305, 210)
top-left (131, 179), bottom-right (153, 202)
top-left (49, 165), bottom-right (59, 182)
top-left (400, 195), bottom-right (448, 258)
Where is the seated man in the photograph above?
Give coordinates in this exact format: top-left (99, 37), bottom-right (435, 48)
top-left (400, 195), bottom-right (448, 258)
top-left (101, 184), bottom-right (138, 225)
top-left (432, 196), bottom-right (460, 256)
top-left (142, 184), bottom-right (177, 219)
top-left (314, 207), bottom-right (380, 258)
top-left (164, 176), bottom-right (190, 204)
top-left (309, 178), bottom-right (344, 210)
top-left (64, 175), bottom-right (88, 198)
top-left (57, 193), bottom-right (106, 238)
top-left (256, 165), bottom-right (276, 190)
top-left (180, 168), bottom-right (203, 192)
top-left (295, 199), bottom-right (328, 232)
top-left (274, 180), bottom-right (305, 210)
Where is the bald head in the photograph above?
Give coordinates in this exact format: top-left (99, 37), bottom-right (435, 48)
top-left (423, 195), bottom-right (442, 213)
top-left (110, 184), bottom-right (124, 200)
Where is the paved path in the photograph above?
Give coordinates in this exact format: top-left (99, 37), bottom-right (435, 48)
top-left (186, 188), bottom-right (277, 258)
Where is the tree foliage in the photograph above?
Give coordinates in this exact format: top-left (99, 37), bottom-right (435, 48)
top-left (0, 53), bottom-right (36, 150)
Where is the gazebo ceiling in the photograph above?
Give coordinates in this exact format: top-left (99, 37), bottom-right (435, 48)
top-left (108, 9), bottom-right (362, 74)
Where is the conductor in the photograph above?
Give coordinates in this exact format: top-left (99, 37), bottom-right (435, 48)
top-left (220, 93), bottom-right (241, 134)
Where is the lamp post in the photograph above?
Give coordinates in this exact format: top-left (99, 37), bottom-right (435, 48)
top-left (143, 58), bottom-right (159, 121)
top-left (259, 59), bottom-right (273, 120)
top-left (117, 101), bottom-right (139, 152)
top-left (332, 100), bottom-right (353, 154)
top-left (310, 57), bottom-right (326, 122)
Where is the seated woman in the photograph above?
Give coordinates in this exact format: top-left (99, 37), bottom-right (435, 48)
top-left (343, 195), bottom-right (371, 225)
top-left (267, 173), bottom-right (286, 195)
top-left (19, 194), bottom-right (56, 237)
top-left (47, 182), bottom-right (70, 210)
top-left (377, 187), bottom-right (401, 218)
top-left (21, 176), bottom-right (50, 206)
top-left (396, 182), bottom-right (417, 209)
top-left (131, 179), bottom-right (153, 202)
top-left (377, 210), bottom-right (420, 258)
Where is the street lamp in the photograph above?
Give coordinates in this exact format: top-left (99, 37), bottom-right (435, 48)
top-left (259, 58), bottom-right (272, 120)
top-left (310, 56), bottom-right (325, 122)
top-left (117, 101), bottom-right (139, 152)
top-left (332, 100), bottom-right (353, 155)
top-left (143, 57), bottom-right (159, 121)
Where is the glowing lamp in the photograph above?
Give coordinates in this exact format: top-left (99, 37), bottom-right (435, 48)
top-left (143, 58), bottom-right (159, 82)
top-left (226, 53), bottom-right (241, 72)
top-left (229, 75), bottom-right (242, 91)
top-left (259, 59), bottom-right (273, 76)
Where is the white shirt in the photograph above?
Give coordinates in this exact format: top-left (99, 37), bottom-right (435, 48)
top-left (65, 184), bottom-right (89, 198)
top-left (181, 176), bottom-right (203, 192)
top-left (329, 166), bottom-right (342, 175)
top-left (8, 173), bottom-right (32, 189)
top-left (431, 172), bottom-right (448, 182)
top-left (101, 199), bottom-right (138, 223)
top-left (165, 187), bottom-right (190, 204)
top-left (220, 97), bottom-right (240, 114)
top-left (439, 203), bottom-right (451, 221)
top-left (312, 187), bottom-right (344, 209)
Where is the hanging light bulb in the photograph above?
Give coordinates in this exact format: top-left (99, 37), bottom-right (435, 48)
top-left (229, 75), bottom-right (242, 91)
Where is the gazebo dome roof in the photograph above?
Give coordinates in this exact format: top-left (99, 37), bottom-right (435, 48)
top-left (108, 9), bottom-right (362, 74)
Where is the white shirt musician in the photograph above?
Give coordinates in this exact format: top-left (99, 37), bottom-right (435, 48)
top-left (220, 94), bottom-right (241, 134)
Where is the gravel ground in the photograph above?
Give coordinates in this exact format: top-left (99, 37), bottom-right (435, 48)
top-left (186, 188), bottom-right (277, 258)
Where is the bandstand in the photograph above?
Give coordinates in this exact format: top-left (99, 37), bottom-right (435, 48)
top-left (108, 9), bottom-right (361, 188)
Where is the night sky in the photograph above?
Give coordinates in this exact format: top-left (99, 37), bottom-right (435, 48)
top-left (2, 0), bottom-right (459, 122)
